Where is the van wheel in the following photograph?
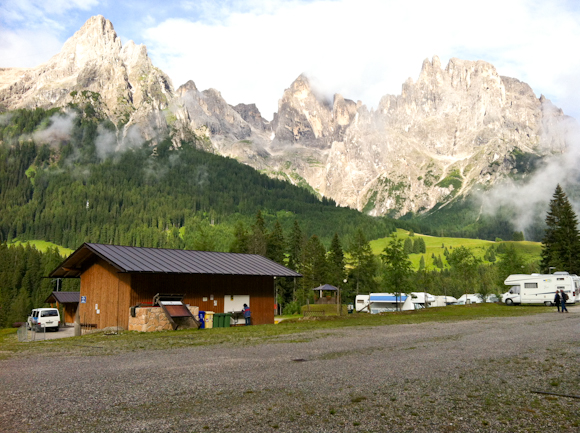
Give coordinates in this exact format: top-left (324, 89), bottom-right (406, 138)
top-left (505, 299), bottom-right (514, 306)
top-left (544, 301), bottom-right (552, 307)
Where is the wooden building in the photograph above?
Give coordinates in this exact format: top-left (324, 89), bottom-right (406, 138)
top-left (45, 291), bottom-right (80, 325)
top-left (49, 243), bottom-right (301, 330)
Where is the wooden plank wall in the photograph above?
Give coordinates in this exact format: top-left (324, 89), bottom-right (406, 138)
top-left (79, 258), bottom-right (131, 329)
top-left (130, 273), bottom-right (275, 325)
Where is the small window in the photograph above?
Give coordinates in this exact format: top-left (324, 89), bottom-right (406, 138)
top-left (557, 278), bottom-right (565, 281)
top-left (524, 283), bottom-right (538, 288)
top-left (356, 300), bottom-right (364, 304)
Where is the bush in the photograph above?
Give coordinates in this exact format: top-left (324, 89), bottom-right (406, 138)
top-left (283, 301), bottom-right (302, 315)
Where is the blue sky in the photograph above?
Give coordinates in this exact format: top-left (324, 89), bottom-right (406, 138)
top-left (1, 0), bottom-right (579, 120)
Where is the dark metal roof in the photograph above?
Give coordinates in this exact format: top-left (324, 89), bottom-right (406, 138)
top-left (45, 291), bottom-right (80, 304)
top-left (312, 284), bottom-right (339, 291)
top-left (49, 243), bottom-right (302, 278)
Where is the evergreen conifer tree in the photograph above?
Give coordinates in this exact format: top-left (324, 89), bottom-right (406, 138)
top-left (540, 184), bottom-right (580, 274)
top-left (327, 233), bottom-right (346, 287)
top-left (266, 220), bottom-right (285, 265)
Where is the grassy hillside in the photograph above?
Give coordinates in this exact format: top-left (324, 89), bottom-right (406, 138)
top-left (370, 229), bottom-right (541, 271)
top-left (9, 240), bottom-right (73, 256)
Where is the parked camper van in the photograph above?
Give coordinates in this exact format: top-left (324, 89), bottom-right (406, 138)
top-left (355, 293), bottom-right (407, 313)
top-left (456, 294), bottom-right (483, 305)
top-left (410, 292), bottom-right (436, 308)
top-left (27, 308), bottom-right (60, 331)
top-left (432, 296), bottom-right (457, 307)
top-left (502, 272), bottom-right (578, 306)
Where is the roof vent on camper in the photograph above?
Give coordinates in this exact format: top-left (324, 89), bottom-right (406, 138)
top-left (531, 273), bottom-right (541, 276)
top-left (553, 271), bottom-right (569, 275)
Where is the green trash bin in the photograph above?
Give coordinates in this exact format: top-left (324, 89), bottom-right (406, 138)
top-left (213, 313), bottom-right (222, 328)
top-left (223, 313), bottom-right (232, 328)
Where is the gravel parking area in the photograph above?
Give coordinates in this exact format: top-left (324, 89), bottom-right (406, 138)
top-left (1, 310), bottom-right (579, 432)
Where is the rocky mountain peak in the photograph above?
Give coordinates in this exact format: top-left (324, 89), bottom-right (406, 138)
top-left (58, 15), bottom-right (121, 69)
top-left (176, 80), bottom-right (199, 96)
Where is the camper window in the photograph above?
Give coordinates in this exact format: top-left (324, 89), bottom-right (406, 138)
top-left (357, 300), bottom-right (364, 304)
top-left (524, 283), bottom-right (538, 288)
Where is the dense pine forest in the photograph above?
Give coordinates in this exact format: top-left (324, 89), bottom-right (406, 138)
top-left (0, 106), bottom-right (398, 250)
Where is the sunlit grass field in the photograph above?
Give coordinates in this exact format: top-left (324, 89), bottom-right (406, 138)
top-left (0, 303), bottom-right (558, 360)
top-left (370, 229), bottom-right (541, 271)
top-left (8, 240), bottom-right (73, 256)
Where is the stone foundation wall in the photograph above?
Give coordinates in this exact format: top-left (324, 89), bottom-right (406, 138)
top-left (128, 306), bottom-right (200, 332)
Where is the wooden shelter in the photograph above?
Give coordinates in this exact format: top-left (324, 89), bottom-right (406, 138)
top-left (49, 243), bottom-right (301, 330)
top-left (45, 291), bottom-right (80, 325)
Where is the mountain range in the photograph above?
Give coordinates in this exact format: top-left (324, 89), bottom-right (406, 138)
top-left (1, 15), bottom-right (577, 221)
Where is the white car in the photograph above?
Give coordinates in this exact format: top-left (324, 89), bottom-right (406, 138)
top-left (27, 308), bottom-right (61, 332)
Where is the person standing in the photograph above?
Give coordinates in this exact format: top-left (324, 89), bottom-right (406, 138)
top-left (243, 303), bottom-right (251, 325)
top-left (554, 290), bottom-right (561, 312)
top-left (561, 291), bottom-right (569, 313)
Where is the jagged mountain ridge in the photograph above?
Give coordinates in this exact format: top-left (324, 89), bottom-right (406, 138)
top-left (0, 15), bottom-right (575, 217)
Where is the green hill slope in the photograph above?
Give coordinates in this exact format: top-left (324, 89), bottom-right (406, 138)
top-left (370, 229), bottom-right (541, 271)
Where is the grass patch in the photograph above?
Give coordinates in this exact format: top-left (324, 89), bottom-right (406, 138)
top-left (8, 239), bottom-right (73, 256)
top-left (0, 303), bottom-right (557, 360)
top-left (370, 229), bottom-right (541, 271)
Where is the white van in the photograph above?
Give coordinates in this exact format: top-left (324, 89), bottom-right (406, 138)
top-left (27, 308), bottom-right (60, 331)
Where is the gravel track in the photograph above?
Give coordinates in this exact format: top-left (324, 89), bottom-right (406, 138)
top-left (1, 310), bottom-right (579, 432)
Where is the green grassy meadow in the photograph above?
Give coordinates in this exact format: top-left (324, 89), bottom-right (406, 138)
top-left (8, 240), bottom-right (74, 256)
top-left (0, 303), bottom-right (557, 360)
top-left (370, 229), bottom-right (541, 270)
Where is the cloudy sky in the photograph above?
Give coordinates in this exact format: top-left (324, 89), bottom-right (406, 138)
top-left (1, 0), bottom-right (579, 121)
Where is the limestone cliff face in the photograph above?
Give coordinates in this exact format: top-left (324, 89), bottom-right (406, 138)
top-left (267, 57), bottom-right (574, 216)
top-left (0, 15), bottom-right (173, 139)
top-left (0, 16), bottom-right (575, 217)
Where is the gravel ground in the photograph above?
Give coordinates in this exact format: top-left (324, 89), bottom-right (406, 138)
top-left (1, 310), bottom-right (579, 432)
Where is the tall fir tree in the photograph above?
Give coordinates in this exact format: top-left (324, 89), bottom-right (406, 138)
top-left (287, 220), bottom-right (304, 272)
top-left (248, 210), bottom-right (267, 256)
top-left (266, 220), bottom-right (285, 265)
top-left (381, 234), bottom-right (413, 309)
top-left (347, 228), bottom-right (378, 296)
top-left (540, 184), bottom-right (580, 274)
top-left (327, 232), bottom-right (346, 287)
top-left (300, 235), bottom-right (328, 302)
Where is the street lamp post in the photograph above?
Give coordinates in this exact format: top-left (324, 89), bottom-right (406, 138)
top-left (549, 267), bottom-right (556, 274)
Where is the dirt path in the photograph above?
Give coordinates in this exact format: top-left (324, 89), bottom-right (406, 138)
top-left (1, 310), bottom-right (579, 432)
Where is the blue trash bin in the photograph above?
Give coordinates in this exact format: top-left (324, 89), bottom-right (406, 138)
top-left (198, 311), bottom-right (206, 329)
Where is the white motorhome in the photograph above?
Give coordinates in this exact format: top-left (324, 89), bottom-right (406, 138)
top-left (502, 272), bottom-right (578, 306)
top-left (456, 294), bottom-right (483, 304)
top-left (432, 296), bottom-right (458, 307)
top-left (355, 293), bottom-right (407, 313)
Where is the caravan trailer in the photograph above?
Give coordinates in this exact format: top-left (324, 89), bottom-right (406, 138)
top-left (355, 293), bottom-right (407, 313)
top-left (502, 272), bottom-right (578, 306)
top-left (410, 292), bottom-right (436, 308)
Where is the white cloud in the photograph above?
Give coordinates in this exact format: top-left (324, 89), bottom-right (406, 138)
top-left (0, 0), bottom-right (100, 67)
top-left (143, 0), bottom-right (580, 120)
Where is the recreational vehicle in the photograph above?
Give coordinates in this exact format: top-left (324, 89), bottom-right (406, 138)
top-left (355, 293), bottom-right (407, 313)
top-left (409, 292), bottom-right (436, 308)
top-left (432, 296), bottom-right (457, 307)
top-left (502, 272), bottom-right (578, 306)
top-left (456, 294), bottom-right (483, 304)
